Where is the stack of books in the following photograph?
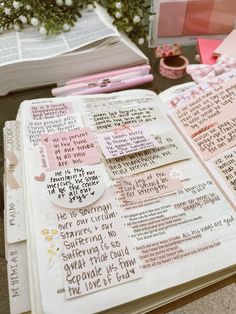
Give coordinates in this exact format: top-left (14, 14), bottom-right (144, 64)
top-left (0, 5), bottom-right (148, 96)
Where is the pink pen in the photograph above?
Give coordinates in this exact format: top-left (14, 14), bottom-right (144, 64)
top-left (52, 69), bottom-right (151, 97)
top-left (65, 64), bottom-right (151, 85)
top-left (72, 74), bottom-right (154, 95)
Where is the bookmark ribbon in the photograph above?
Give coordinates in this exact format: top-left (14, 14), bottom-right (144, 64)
top-left (6, 151), bottom-right (20, 190)
top-left (187, 55), bottom-right (236, 83)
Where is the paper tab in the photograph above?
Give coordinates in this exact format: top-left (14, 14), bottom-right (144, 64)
top-left (97, 125), bottom-right (159, 159)
top-left (7, 241), bottom-right (31, 314)
top-left (5, 122), bottom-right (26, 243)
top-left (46, 165), bottom-right (105, 209)
top-left (56, 188), bottom-right (142, 299)
top-left (121, 166), bottom-right (182, 202)
top-left (6, 188), bottom-right (26, 243)
top-left (41, 128), bottom-right (100, 170)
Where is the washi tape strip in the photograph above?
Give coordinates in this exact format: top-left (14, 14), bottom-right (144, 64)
top-left (155, 44), bottom-right (182, 58)
top-left (159, 55), bottom-right (189, 79)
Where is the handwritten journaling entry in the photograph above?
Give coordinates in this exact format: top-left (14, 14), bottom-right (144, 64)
top-left (84, 94), bottom-right (161, 129)
top-left (56, 188), bottom-right (142, 299)
top-left (102, 131), bottom-right (190, 178)
top-left (190, 118), bottom-right (236, 160)
top-left (27, 114), bottom-right (82, 147)
top-left (31, 102), bottom-right (73, 120)
top-left (41, 128), bottom-right (100, 170)
top-left (97, 126), bottom-right (159, 159)
top-left (84, 93), bottom-right (162, 132)
top-left (215, 148), bottom-right (236, 195)
top-left (46, 166), bottom-right (105, 209)
top-left (121, 166), bottom-right (182, 202)
top-left (173, 79), bottom-right (236, 159)
top-left (92, 107), bottom-right (158, 132)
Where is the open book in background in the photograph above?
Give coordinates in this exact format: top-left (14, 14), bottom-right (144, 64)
top-left (4, 85), bottom-right (236, 314)
top-left (0, 4), bottom-right (147, 96)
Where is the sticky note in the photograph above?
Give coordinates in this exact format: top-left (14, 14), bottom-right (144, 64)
top-left (41, 128), bottom-right (100, 170)
top-left (97, 126), bottom-right (159, 159)
top-left (121, 166), bottom-right (182, 202)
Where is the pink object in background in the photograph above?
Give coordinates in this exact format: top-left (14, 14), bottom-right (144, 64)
top-left (197, 38), bottom-right (222, 64)
top-left (159, 55), bottom-right (189, 79)
top-left (208, 0), bottom-right (236, 34)
top-left (65, 64), bottom-right (151, 85)
top-left (155, 0), bottom-right (236, 43)
top-left (155, 43), bottom-right (182, 58)
top-left (157, 1), bottom-right (187, 37)
top-left (52, 64), bottom-right (152, 96)
top-left (183, 0), bottom-right (215, 35)
top-left (72, 74), bottom-right (153, 95)
top-left (187, 54), bottom-right (236, 83)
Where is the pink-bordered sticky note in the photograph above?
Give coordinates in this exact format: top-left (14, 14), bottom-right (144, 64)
top-left (97, 125), bottom-right (159, 159)
top-left (41, 128), bottom-right (100, 170)
top-left (121, 165), bottom-right (183, 202)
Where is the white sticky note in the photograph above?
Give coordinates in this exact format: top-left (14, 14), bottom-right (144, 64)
top-left (46, 165), bottom-right (105, 209)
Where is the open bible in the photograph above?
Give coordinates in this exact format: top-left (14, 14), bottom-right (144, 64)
top-left (4, 82), bottom-right (236, 314)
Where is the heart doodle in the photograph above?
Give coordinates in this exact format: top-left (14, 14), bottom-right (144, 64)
top-left (34, 173), bottom-right (45, 182)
